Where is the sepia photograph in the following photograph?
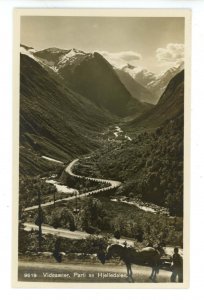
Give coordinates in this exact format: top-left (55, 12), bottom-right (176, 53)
top-left (13, 8), bottom-right (191, 288)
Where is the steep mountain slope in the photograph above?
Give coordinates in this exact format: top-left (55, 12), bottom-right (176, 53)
top-left (121, 63), bottom-right (184, 104)
top-left (115, 68), bottom-right (156, 104)
top-left (122, 64), bottom-right (157, 88)
top-left (33, 48), bottom-right (147, 117)
top-left (147, 63), bottom-right (184, 102)
top-left (20, 53), bottom-right (112, 175)
top-left (128, 70), bottom-right (184, 130)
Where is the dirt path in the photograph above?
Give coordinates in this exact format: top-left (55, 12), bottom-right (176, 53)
top-left (18, 261), bottom-right (171, 283)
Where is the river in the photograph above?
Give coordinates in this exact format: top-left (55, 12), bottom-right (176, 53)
top-left (111, 198), bottom-right (169, 216)
top-left (45, 178), bottom-right (79, 195)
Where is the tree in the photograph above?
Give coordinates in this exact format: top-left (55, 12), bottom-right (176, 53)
top-left (114, 230), bottom-right (121, 240)
top-left (81, 198), bottom-right (106, 231)
top-left (51, 207), bottom-right (76, 231)
top-left (53, 238), bottom-right (62, 263)
top-left (134, 225), bottom-right (144, 242)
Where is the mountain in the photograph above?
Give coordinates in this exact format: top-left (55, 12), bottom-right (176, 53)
top-left (127, 70), bottom-right (184, 130)
top-left (121, 63), bottom-right (184, 104)
top-left (33, 47), bottom-right (147, 117)
top-left (20, 45), bottom-right (66, 84)
top-left (33, 47), bottom-right (86, 73)
top-left (20, 53), bottom-right (112, 175)
top-left (147, 62), bottom-right (184, 102)
top-left (114, 68), bottom-right (156, 104)
top-left (122, 64), bottom-right (157, 87)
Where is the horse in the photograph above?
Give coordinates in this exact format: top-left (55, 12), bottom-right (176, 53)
top-left (97, 244), bottom-right (163, 282)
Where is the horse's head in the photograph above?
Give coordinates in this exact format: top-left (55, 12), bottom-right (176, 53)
top-left (97, 244), bottom-right (121, 264)
top-left (97, 249), bottom-right (106, 264)
top-left (105, 244), bottom-right (124, 260)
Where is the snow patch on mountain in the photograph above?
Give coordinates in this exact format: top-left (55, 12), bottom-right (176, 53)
top-left (20, 45), bottom-right (87, 73)
top-left (20, 45), bottom-right (56, 71)
top-left (121, 62), bottom-right (184, 103)
top-left (122, 64), bottom-right (157, 87)
top-left (146, 62), bottom-right (184, 101)
top-left (20, 45), bottom-right (42, 66)
top-left (57, 48), bottom-right (86, 70)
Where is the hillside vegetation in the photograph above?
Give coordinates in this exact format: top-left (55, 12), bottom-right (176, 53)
top-left (74, 72), bottom-right (184, 217)
top-left (75, 114), bottom-right (183, 216)
top-left (128, 70), bottom-right (184, 130)
top-left (20, 54), bottom-right (113, 175)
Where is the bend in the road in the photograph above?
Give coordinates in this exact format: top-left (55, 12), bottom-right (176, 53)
top-left (24, 158), bottom-right (121, 211)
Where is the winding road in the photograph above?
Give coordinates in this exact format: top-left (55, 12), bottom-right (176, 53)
top-left (23, 157), bottom-right (131, 246)
top-left (24, 158), bottom-right (121, 212)
top-left (20, 158), bottom-right (177, 283)
top-left (23, 222), bottom-right (89, 239)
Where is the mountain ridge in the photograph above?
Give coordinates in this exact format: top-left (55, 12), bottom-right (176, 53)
top-left (127, 70), bottom-right (184, 130)
top-left (20, 53), bottom-right (113, 175)
top-left (31, 46), bottom-right (148, 117)
top-left (120, 62), bottom-right (184, 104)
top-left (115, 68), bottom-right (156, 104)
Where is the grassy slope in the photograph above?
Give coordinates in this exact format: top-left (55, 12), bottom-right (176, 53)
top-left (20, 54), bottom-right (113, 175)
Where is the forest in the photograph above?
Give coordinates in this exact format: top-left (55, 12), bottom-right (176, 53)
top-left (74, 114), bottom-right (184, 217)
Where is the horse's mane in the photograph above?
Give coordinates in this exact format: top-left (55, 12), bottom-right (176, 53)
top-left (108, 243), bottom-right (122, 249)
top-left (107, 244), bottom-right (127, 251)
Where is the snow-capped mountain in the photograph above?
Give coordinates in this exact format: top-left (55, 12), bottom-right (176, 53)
top-left (121, 62), bottom-right (184, 104)
top-left (114, 68), bottom-right (156, 104)
top-left (20, 45), bottom-right (61, 74)
top-left (21, 44), bottom-right (184, 106)
top-left (129, 70), bottom-right (184, 129)
top-left (20, 44), bottom-right (148, 117)
top-left (147, 62), bottom-right (184, 102)
top-left (20, 44), bottom-right (37, 60)
top-left (122, 64), bottom-right (157, 87)
top-left (33, 47), bottom-right (87, 72)
top-left (20, 44), bottom-right (87, 73)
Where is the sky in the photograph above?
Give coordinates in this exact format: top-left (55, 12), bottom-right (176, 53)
top-left (21, 16), bottom-right (185, 74)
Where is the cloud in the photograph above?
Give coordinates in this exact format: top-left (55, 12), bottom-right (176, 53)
top-left (99, 50), bottom-right (142, 68)
top-left (156, 43), bottom-right (184, 65)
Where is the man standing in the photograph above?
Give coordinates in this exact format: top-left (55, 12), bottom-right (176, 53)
top-left (170, 247), bottom-right (183, 282)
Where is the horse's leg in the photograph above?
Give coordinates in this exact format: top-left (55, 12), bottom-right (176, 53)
top-left (126, 263), bottom-right (133, 283)
top-left (152, 268), bottom-right (157, 282)
top-left (129, 264), bottom-right (134, 282)
top-left (149, 266), bottom-right (157, 282)
top-left (149, 267), bottom-right (154, 280)
top-left (126, 263), bottom-right (130, 282)
top-left (152, 265), bottom-right (159, 282)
